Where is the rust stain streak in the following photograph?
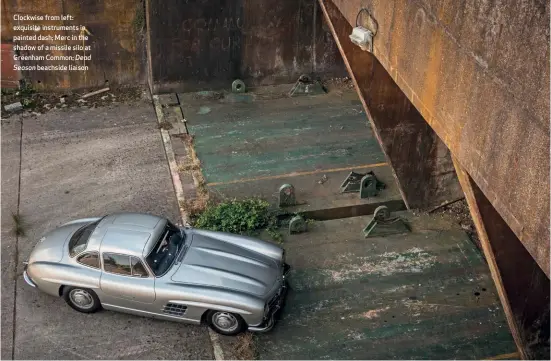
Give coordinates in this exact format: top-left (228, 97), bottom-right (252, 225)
top-left (206, 162), bottom-right (389, 186)
top-left (318, 0), bottom-right (413, 209)
top-left (485, 352), bottom-right (520, 360)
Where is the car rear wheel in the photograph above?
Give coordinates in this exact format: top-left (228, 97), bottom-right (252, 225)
top-left (62, 286), bottom-right (101, 313)
top-left (206, 310), bottom-right (246, 336)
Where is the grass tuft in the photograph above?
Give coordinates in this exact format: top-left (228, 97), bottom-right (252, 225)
top-left (234, 332), bottom-right (258, 360)
top-left (193, 198), bottom-right (282, 242)
top-left (158, 120), bottom-right (173, 130)
top-left (12, 213), bottom-right (26, 237)
top-left (177, 160), bottom-right (201, 173)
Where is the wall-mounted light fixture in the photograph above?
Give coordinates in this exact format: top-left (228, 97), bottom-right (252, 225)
top-left (349, 8), bottom-right (378, 53)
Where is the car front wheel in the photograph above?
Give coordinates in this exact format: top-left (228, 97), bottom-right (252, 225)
top-left (206, 310), bottom-right (246, 336)
top-left (62, 286), bottom-right (101, 313)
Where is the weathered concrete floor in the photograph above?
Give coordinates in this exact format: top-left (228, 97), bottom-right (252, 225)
top-left (1, 103), bottom-right (214, 359)
top-left (256, 213), bottom-right (517, 359)
top-left (177, 86), bottom-right (517, 358)
top-left (180, 87), bottom-right (403, 217)
top-left (1, 118), bottom-right (21, 360)
top-left (180, 87), bottom-right (385, 185)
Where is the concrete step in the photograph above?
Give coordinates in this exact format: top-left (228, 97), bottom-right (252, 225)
top-left (208, 164), bottom-right (405, 220)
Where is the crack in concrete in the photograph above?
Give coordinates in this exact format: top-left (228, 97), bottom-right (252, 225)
top-left (11, 118), bottom-right (23, 360)
top-left (152, 94), bottom-right (224, 360)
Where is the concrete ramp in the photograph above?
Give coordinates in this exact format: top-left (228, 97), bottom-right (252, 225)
top-left (180, 85), bottom-right (405, 217)
top-left (177, 85), bottom-right (516, 359)
top-left (257, 213), bottom-right (517, 360)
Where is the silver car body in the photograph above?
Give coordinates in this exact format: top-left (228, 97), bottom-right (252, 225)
top-left (24, 213), bottom-right (288, 331)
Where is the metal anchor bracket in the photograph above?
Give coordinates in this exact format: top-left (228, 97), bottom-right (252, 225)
top-left (289, 215), bottom-right (307, 234)
top-left (289, 74), bottom-right (326, 97)
top-left (232, 79), bottom-right (246, 93)
top-left (363, 206), bottom-right (410, 238)
top-left (340, 171), bottom-right (385, 198)
top-left (279, 184), bottom-right (296, 207)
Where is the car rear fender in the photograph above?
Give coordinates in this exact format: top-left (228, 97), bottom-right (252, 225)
top-left (27, 262), bottom-right (100, 296)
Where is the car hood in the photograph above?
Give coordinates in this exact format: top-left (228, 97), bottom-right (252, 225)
top-left (28, 219), bottom-right (98, 264)
top-left (171, 231), bottom-right (281, 297)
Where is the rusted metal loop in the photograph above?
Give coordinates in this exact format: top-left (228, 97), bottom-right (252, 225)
top-left (355, 8), bottom-right (378, 35)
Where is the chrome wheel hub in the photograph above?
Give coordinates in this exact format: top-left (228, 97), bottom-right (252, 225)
top-left (212, 312), bottom-right (238, 332)
top-left (69, 289), bottom-right (94, 309)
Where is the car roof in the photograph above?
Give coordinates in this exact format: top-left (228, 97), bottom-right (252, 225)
top-left (86, 213), bottom-right (168, 258)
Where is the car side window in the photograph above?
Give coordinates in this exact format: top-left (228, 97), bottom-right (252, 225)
top-left (103, 253), bottom-right (131, 275)
top-left (77, 252), bottom-right (100, 269)
top-left (131, 257), bottom-right (149, 277)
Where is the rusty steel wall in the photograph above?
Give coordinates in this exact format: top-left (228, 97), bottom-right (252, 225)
top-left (327, 0), bottom-right (550, 277)
top-left (146, 0), bottom-right (346, 93)
top-left (1, 0), bottom-right (146, 90)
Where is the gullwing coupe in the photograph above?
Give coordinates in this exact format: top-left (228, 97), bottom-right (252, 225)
top-left (23, 212), bottom-right (289, 335)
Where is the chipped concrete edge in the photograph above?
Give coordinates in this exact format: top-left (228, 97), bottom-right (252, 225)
top-left (152, 94), bottom-right (225, 360)
top-left (208, 328), bottom-right (226, 361)
top-left (152, 95), bottom-right (190, 226)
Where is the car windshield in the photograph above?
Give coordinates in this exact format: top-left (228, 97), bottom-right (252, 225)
top-left (146, 222), bottom-right (185, 276)
top-left (69, 220), bottom-right (101, 257)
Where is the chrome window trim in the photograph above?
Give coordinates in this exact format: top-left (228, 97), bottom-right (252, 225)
top-left (101, 252), bottom-right (152, 278)
top-left (130, 256), bottom-right (150, 278)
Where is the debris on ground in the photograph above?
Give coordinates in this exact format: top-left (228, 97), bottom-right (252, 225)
top-left (81, 87), bottom-right (110, 99)
top-left (318, 174), bottom-right (328, 184)
top-left (1, 85), bottom-right (145, 119)
top-left (4, 102), bottom-right (23, 112)
top-left (431, 198), bottom-right (481, 251)
top-left (322, 76), bottom-right (355, 92)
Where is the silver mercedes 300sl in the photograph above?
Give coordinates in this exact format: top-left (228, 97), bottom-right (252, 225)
top-left (23, 212), bottom-right (289, 335)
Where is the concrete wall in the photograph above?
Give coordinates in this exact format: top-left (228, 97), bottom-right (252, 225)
top-left (1, 0), bottom-right (345, 92)
top-left (146, 0), bottom-right (346, 93)
top-left (1, 0), bottom-right (146, 90)
top-left (328, 0), bottom-right (549, 277)
top-left (321, 0), bottom-right (549, 356)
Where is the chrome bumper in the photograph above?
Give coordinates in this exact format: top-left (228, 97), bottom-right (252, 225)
top-left (249, 263), bottom-right (290, 333)
top-left (23, 269), bottom-right (37, 288)
top-left (283, 262), bottom-right (291, 278)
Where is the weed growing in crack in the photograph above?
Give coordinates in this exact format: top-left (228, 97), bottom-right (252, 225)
top-left (158, 120), bottom-right (173, 130)
top-left (234, 332), bottom-right (258, 360)
top-left (11, 213), bottom-right (26, 237)
top-left (177, 161), bottom-right (200, 172)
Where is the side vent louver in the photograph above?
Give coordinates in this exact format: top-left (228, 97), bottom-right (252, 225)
top-left (162, 303), bottom-right (187, 316)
